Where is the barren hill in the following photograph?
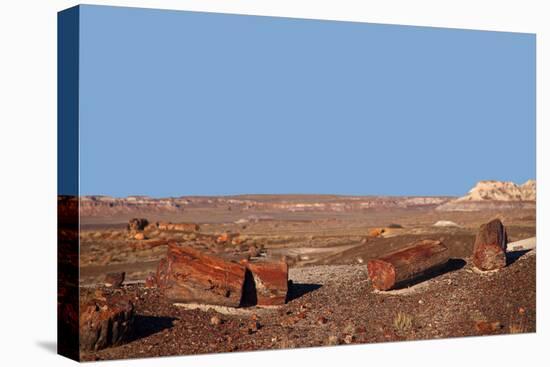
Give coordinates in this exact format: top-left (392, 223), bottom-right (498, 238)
top-left (79, 194), bottom-right (452, 221)
top-left (437, 180), bottom-right (536, 212)
top-left (456, 180), bottom-right (536, 202)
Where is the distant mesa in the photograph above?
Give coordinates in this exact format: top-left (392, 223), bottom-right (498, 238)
top-left (436, 180), bottom-right (536, 212)
top-left (455, 180), bottom-right (536, 202)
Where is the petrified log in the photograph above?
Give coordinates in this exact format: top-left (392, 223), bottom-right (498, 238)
top-left (104, 272), bottom-right (125, 288)
top-left (127, 218), bottom-right (148, 232)
top-left (367, 240), bottom-right (449, 291)
top-left (472, 219), bottom-right (508, 271)
top-left (242, 260), bottom-right (288, 306)
top-left (157, 244), bottom-right (246, 307)
top-left (79, 295), bottom-right (134, 351)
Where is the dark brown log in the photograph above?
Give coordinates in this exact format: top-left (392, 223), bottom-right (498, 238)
top-left (367, 240), bottom-right (449, 291)
top-left (242, 260), bottom-right (288, 306)
top-left (472, 219), bottom-right (507, 271)
top-left (79, 294), bottom-right (134, 351)
top-left (157, 244), bottom-right (246, 307)
top-left (127, 218), bottom-right (149, 232)
top-left (104, 272), bottom-right (125, 288)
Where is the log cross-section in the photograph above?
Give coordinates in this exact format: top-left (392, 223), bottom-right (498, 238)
top-left (367, 240), bottom-right (450, 291)
top-left (472, 219), bottom-right (508, 271)
top-left (157, 244), bottom-right (247, 307)
top-left (242, 260), bottom-right (288, 306)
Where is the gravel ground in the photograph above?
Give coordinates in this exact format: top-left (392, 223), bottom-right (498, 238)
top-left (80, 250), bottom-right (536, 362)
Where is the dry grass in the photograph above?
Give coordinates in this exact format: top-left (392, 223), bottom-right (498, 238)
top-left (326, 335), bottom-right (340, 346)
top-left (393, 312), bottom-right (413, 333)
top-left (509, 307), bottom-right (528, 334)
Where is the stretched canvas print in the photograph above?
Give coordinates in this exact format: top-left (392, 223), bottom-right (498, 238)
top-left (58, 4), bottom-right (536, 362)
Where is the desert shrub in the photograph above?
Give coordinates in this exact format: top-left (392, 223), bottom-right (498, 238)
top-left (393, 312), bottom-right (413, 332)
top-left (343, 323), bottom-right (356, 335)
top-left (509, 307), bottom-right (527, 334)
top-left (326, 335), bottom-right (340, 346)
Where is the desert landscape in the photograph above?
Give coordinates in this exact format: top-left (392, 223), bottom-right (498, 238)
top-left (58, 180), bottom-right (536, 361)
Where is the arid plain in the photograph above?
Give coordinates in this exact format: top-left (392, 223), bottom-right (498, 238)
top-left (68, 180), bottom-right (536, 360)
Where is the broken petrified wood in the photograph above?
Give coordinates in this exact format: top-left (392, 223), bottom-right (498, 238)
top-left (242, 260), bottom-right (288, 306)
top-left (367, 240), bottom-right (449, 291)
top-left (157, 244), bottom-right (247, 307)
top-left (127, 218), bottom-right (149, 232)
top-left (472, 219), bottom-right (508, 271)
top-left (79, 294), bottom-right (134, 351)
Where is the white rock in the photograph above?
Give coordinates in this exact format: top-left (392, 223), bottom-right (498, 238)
top-left (433, 220), bottom-right (460, 228)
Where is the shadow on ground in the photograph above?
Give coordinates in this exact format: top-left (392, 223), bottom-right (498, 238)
top-left (130, 315), bottom-right (177, 342)
top-left (286, 282), bottom-right (322, 302)
top-left (507, 249), bottom-right (532, 266)
top-left (36, 340), bottom-right (57, 354)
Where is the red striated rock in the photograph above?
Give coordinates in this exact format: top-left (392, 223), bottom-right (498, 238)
top-left (104, 272), bottom-right (125, 288)
top-left (367, 240), bottom-right (449, 291)
top-left (79, 295), bottom-right (134, 351)
top-left (472, 219), bottom-right (508, 271)
top-left (157, 244), bottom-right (246, 307)
top-left (243, 260), bottom-right (288, 306)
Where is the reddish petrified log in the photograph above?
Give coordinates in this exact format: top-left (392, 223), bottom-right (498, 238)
top-left (242, 260), bottom-right (288, 306)
top-left (79, 295), bottom-right (134, 351)
top-left (472, 219), bottom-right (508, 271)
top-left (367, 240), bottom-right (450, 291)
top-left (157, 244), bottom-right (246, 307)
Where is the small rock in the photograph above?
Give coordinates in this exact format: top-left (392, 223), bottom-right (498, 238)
top-left (145, 274), bottom-right (156, 288)
top-left (475, 320), bottom-right (502, 334)
top-left (327, 335), bottom-right (340, 345)
top-left (134, 232), bottom-right (146, 241)
top-left (216, 233), bottom-right (230, 244)
top-left (248, 320), bottom-right (260, 333)
top-left (343, 334), bottom-right (354, 344)
top-left (317, 316), bottom-right (328, 325)
top-left (210, 315), bottom-right (222, 326)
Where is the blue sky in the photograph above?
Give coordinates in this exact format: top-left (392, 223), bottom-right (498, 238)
top-left (78, 5), bottom-right (535, 197)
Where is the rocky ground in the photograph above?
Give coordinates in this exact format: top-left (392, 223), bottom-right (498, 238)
top-left (80, 249), bottom-right (536, 361)
top-left (70, 184), bottom-right (536, 361)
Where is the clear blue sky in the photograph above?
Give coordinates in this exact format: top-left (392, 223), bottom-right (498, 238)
top-left (78, 5), bottom-right (535, 197)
